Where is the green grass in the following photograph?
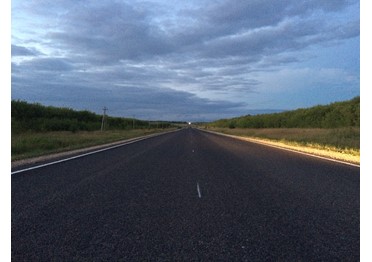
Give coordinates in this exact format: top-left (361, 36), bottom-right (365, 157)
top-left (205, 127), bottom-right (360, 154)
top-left (12, 129), bottom-right (174, 161)
top-left (13, 127), bottom-right (360, 163)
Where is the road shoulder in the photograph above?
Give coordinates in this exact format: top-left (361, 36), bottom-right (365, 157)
top-left (11, 129), bottom-right (180, 170)
top-left (199, 128), bottom-right (360, 167)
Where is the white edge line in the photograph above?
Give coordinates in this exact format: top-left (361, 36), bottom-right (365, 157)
top-left (199, 129), bottom-right (360, 168)
top-left (11, 129), bottom-right (180, 175)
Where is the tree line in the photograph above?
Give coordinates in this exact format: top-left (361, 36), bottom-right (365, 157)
top-left (208, 96), bottom-right (360, 129)
top-left (11, 100), bottom-right (172, 133)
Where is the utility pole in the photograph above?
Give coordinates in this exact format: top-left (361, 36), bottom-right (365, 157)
top-left (101, 106), bottom-right (108, 131)
top-left (132, 115), bottom-right (135, 129)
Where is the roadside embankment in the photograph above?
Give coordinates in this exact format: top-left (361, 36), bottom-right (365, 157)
top-left (11, 128), bottom-right (178, 165)
top-left (202, 127), bottom-right (360, 165)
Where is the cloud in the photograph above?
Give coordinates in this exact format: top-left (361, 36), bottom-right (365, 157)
top-left (247, 66), bottom-right (360, 109)
top-left (24, 0), bottom-right (358, 65)
top-left (11, 44), bottom-right (41, 56)
top-left (11, 0), bottom-right (360, 121)
top-left (204, 0), bottom-right (352, 26)
top-left (45, 2), bottom-right (174, 63)
top-left (176, 0), bottom-right (356, 44)
top-left (191, 14), bottom-right (359, 62)
top-left (11, 74), bottom-right (245, 121)
top-left (26, 58), bottom-right (74, 71)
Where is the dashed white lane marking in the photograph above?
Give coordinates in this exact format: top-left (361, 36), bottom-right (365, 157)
top-left (197, 182), bottom-right (202, 198)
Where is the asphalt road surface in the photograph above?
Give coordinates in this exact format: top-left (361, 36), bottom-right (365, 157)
top-left (12, 128), bottom-right (360, 261)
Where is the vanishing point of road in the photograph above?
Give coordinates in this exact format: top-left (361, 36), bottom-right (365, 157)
top-left (12, 128), bottom-right (359, 261)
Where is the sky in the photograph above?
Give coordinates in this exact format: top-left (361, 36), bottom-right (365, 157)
top-left (11, 0), bottom-right (360, 121)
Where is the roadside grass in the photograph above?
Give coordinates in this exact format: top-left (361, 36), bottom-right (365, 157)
top-left (205, 127), bottom-right (360, 164)
top-left (12, 129), bottom-right (173, 161)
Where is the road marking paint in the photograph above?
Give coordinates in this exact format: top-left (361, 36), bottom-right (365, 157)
top-left (199, 129), bottom-right (360, 168)
top-left (11, 138), bottom-right (146, 175)
top-left (11, 129), bottom-right (180, 175)
top-left (197, 182), bottom-right (202, 198)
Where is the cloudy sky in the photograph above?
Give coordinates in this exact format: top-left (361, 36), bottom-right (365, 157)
top-left (11, 0), bottom-right (360, 121)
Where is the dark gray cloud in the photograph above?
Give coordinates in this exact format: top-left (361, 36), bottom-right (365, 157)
top-left (174, 0), bottom-right (356, 50)
top-left (11, 0), bottom-right (360, 121)
top-left (47, 1), bottom-right (174, 63)
top-left (37, 0), bottom-right (359, 64)
top-left (19, 58), bottom-right (74, 71)
top-left (11, 74), bottom-right (245, 121)
top-left (11, 44), bottom-right (41, 56)
top-left (204, 0), bottom-right (352, 26)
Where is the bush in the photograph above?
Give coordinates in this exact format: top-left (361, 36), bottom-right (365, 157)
top-left (11, 100), bottom-right (174, 133)
top-left (209, 97), bottom-right (360, 129)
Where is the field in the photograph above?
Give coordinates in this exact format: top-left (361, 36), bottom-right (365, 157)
top-left (12, 127), bottom-right (360, 164)
top-left (204, 127), bottom-right (360, 164)
top-left (208, 97), bottom-right (360, 129)
top-left (11, 100), bottom-right (181, 161)
top-left (11, 129), bottom-right (173, 161)
top-left (11, 99), bottom-right (360, 164)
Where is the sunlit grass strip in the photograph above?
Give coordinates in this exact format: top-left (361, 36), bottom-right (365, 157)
top-left (11, 129), bottom-right (174, 161)
top-left (206, 127), bottom-right (360, 165)
top-left (240, 137), bottom-right (359, 165)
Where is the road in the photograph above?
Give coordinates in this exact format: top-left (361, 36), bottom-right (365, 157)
top-left (12, 128), bottom-right (359, 261)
